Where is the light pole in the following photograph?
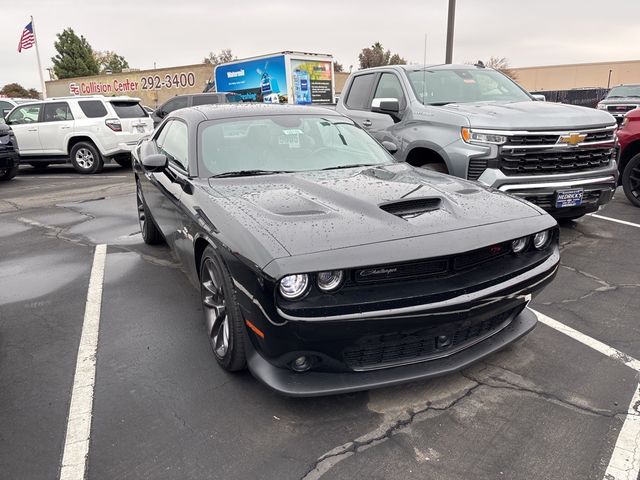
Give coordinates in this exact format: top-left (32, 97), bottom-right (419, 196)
top-left (607, 69), bottom-right (613, 89)
top-left (445, 0), bottom-right (456, 64)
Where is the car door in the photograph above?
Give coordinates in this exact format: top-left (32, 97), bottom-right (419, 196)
top-left (5, 104), bottom-right (43, 153)
top-left (341, 73), bottom-right (378, 130)
top-left (143, 119), bottom-right (190, 241)
top-left (367, 72), bottom-right (407, 142)
top-left (38, 102), bottom-right (74, 154)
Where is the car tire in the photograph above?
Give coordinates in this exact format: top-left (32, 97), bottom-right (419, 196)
top-left (136, 180), bottom-right (164, 245)
top-left (622, 153), bottom-right (640, 207)
top-left (0, 166), bottom-right (19, 181)
top-left (114, 156), bottom-right (132, 168)
top-left (70, 142), bottom-right (104, 174)
top-left (199, 246), bottom-right (247, 372)
top-left (29, 162), bottom-right (50, 170)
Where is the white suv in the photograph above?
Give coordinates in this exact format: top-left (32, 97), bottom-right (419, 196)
top-left (5, 95), bottom-right (154, 174)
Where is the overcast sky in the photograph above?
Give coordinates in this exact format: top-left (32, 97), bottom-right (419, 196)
top-left (3, 0), bottom-right (640, 90)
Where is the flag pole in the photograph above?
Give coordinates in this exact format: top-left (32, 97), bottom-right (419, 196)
top-left (31, 16), bottom-right (47, 99)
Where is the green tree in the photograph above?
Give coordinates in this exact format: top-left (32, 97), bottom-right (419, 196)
top-left (203, 48), bottom-right (236, 66)
top-left (358, 42), bottom-right (407, 69)
top-left (51, 28), bottom-right (100, 79)
top-left (0, 83), bottom-right (39, 98)
top-left (94, 50), bottom-right (130, 74)
top-left (334, 61), bottom-right (344, 73)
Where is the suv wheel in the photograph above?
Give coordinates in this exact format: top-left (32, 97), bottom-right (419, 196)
top-left (0, 166), bottom-right (18, 181)
top-left (70, 142), bottom-right (104, 174)
top-left (622, 153), bottom-right (640, 207)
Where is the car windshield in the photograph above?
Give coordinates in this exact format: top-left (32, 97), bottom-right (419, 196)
top-left (606, 85), bottom-right (640, 98)
top-left (199, 115), bottom-right (394, 176)
top-left (406, 68), bottom-right (532, 105)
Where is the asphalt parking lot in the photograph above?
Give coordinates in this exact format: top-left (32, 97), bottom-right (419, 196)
top-left (1, 165), bottom-right (639, 480)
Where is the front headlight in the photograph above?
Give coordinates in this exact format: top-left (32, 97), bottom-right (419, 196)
top-left (533, 230), bottom-right (551, 250)
top-left (461, 127), bottom-right (507, 145)
top-left (511, 237), bottom-right (529, 253)
top-left (597, 103), bottom-right (607, 110)
top-left (279, 274), bottom-right (309, 299)
top-left (316, 270), bottom-right (344, 292)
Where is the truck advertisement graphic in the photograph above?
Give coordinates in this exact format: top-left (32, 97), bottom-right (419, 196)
top-left (214, 52), bottom-right (334, 105)
top-left (215, 55), bottom-right (288, 103)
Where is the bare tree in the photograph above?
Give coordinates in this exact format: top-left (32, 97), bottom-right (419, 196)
top-left (203, 49), bottom-right (236, 66)
top-left (483, 57), bottom-right (518, 80)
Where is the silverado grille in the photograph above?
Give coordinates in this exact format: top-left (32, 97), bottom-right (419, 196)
top-left (467, 158), bottom-right (488, 180)
top-left (499, 127), bottom-right (615, 176)
top-left (343, 309), bottom-right (515, 370)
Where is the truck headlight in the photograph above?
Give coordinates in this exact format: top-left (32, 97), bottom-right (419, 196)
top-left (279, 274), bottom-right (309, 299)
top-left (461, 127), bottom-right (507, 145)
top-left (316, 270), bottom-right (344, 292)
top-left (597, 103), bottom-right (607, 110)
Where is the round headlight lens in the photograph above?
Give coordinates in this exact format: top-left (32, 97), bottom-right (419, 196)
top-left (279, 274), bottom-right (309, 299)
top-left (316, 270), bottom-right (344, 292)
top-left (511, 237), bottom-right (529, 253)
top-left (533, 230), bottom-right (550, 249)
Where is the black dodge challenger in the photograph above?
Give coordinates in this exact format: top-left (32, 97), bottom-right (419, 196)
top-left (133, 104), bottom-right (559, 396)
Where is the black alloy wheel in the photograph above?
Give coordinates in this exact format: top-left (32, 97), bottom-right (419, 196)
top-left (136, 180), bottom-right (164, 244)
top-left (622, 153), bottom-right (640, 207)
top-left (199, 247), bottom-right (246, 372)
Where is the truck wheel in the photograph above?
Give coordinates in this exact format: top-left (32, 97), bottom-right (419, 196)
top-left (0, 166), bottom-right (19, 181)
top-left (70, 142), bottom-right (104, 174)
top-left (622, 153), bottom-right (640, 207)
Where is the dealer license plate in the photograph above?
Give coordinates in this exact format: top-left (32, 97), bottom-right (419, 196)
top-left (555, 188), bottom-right (583, 208)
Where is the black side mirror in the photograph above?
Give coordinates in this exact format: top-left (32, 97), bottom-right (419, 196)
top-left (381, 141), bottom-right (398, 154)
top-left (371, 98), bottom-right (401, 122)
top-left (142, 153), bottom-right (168, 172)
top-left (531, 94), bottom-right (546, 102)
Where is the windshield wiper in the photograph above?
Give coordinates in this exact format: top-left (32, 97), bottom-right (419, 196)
top-left (427, 102), bottom-right (454, 106)
top-left (320, 163), bottom-right (381, 171)
top-left (210, 169), bottom-right (291, 178)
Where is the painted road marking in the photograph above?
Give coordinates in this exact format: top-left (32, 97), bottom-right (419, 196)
top-left (589, 214), bottom-right (640, 229)
top-left (532, 309), bottom-right (640, 480)
top-left (59, 244), bottom-right (107, 480)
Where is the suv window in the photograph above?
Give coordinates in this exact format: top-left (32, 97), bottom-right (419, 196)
top-left (0, 101), bottom-right (13, 118)
top-left (160, 97), bottom-right (189, 116)
top-left (192, 95), bottom-right (220, 106)
top-left (110, 101), bottom-right (147, 119)
top-left (43, 102), bottom-right (74, 122)
top-left (78, 100), bottom-right (108, 118)
top-left (157, 121), bottom-right (189, 170)
top-left (372, 73), bottom-right (406, 110)
top-left (345, 74), bottom-right (376, 110)
top-left (7, 104), bottom-right (42, 125)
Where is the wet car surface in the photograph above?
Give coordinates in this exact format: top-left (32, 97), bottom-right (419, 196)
top-left (1, 165), bottom-right (639, 479)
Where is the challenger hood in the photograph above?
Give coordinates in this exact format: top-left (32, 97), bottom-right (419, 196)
top-left (207, 163), bottom-right (541, 257)
top-left (441, 101), bottom-right (616, 130)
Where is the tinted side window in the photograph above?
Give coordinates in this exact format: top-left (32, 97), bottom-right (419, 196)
top-left (7, 104), bottom-right (42, 125)
top-left (157, 121), bottom-right (189, 170)
top-left (110, 101), bottom-right (147, 118)
top-left (0, 101), bottom-right (13, 117)
top-left (345, 74), bottom-right (376, 110)
top-left (78, 100), bottom-right (108, 118)
top-left (43, 102), bottom-right (74, 122)
top-left (192, 95), bottom-right (220, 106)
top-left (372, 73), bottom-right (406, 109)
top-left (161, 97), bottom-right (188, 115)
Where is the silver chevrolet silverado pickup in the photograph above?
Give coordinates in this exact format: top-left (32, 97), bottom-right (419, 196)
top-left (336, 63), bottom-right (619, 219)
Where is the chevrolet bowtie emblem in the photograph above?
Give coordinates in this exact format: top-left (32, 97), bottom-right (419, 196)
top-left (558, 133), bottom-right (587, 146)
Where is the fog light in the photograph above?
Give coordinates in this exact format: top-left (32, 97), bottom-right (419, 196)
top-left (511, 237), bottom-right (529, 253)
top-left (533, 230), bottom-right (550, 249)
top-left (291, 356), bottom-right (311, 372)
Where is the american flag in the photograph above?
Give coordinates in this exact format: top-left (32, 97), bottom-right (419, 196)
top-left (18, 21), bottom-right (35, 53)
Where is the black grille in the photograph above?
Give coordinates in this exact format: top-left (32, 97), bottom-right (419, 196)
top-left (500, 148), bottom-right (612, 175)
top-left (380, 198), bottom-right (441, 217)
top-left (507, 134), bottom-right (559, 146)
top-left (607, 104), bottom-right (637, 114)
top-left (343, 309), bottom-right (514, 370)
top-left (467, 158), bottom-right (488, 180)
top-left (585, 130), bottom-right (615, 142)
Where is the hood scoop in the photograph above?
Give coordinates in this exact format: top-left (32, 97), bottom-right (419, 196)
top-left (379, 197), bottom-right (442, 219)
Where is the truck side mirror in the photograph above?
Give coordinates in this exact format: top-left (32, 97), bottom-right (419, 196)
top-left (531, 94), bottom-right (546, 102)
top-left (381, 141), bottom-right (398, 154)
top-left (371, 98), bottom-right (401, 122)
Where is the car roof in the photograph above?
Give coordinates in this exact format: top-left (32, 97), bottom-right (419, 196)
top-left (186, 103), bottom-right (341, 120)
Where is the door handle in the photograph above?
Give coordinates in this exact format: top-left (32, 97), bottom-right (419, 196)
top-left (27, 128), bottom-right (37, 132)
top-left (362, 119), bottom-right (372, 128)
top-left (61, 126), bottom-right (71, 130)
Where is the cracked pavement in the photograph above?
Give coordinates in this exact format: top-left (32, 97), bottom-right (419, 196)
top-left (1, 165), bottom-right (639, 480)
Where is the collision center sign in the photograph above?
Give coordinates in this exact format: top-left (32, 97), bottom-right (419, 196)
top-left (69, 79), bottom-right (140, 95)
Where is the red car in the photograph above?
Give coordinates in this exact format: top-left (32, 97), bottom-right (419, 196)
top-left (616, 109), bottom-right (640, 206)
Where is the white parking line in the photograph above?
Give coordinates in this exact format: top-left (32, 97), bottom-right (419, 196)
top-left (531, 309), bottom-right (640, 480)
top-left (589, 214), bottom-right (640, 229)
top-left (59, 244), bottom-right (107, 480)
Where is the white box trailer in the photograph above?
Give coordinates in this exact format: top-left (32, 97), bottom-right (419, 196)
top-left (214, 51), bottom-right (335, 105)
